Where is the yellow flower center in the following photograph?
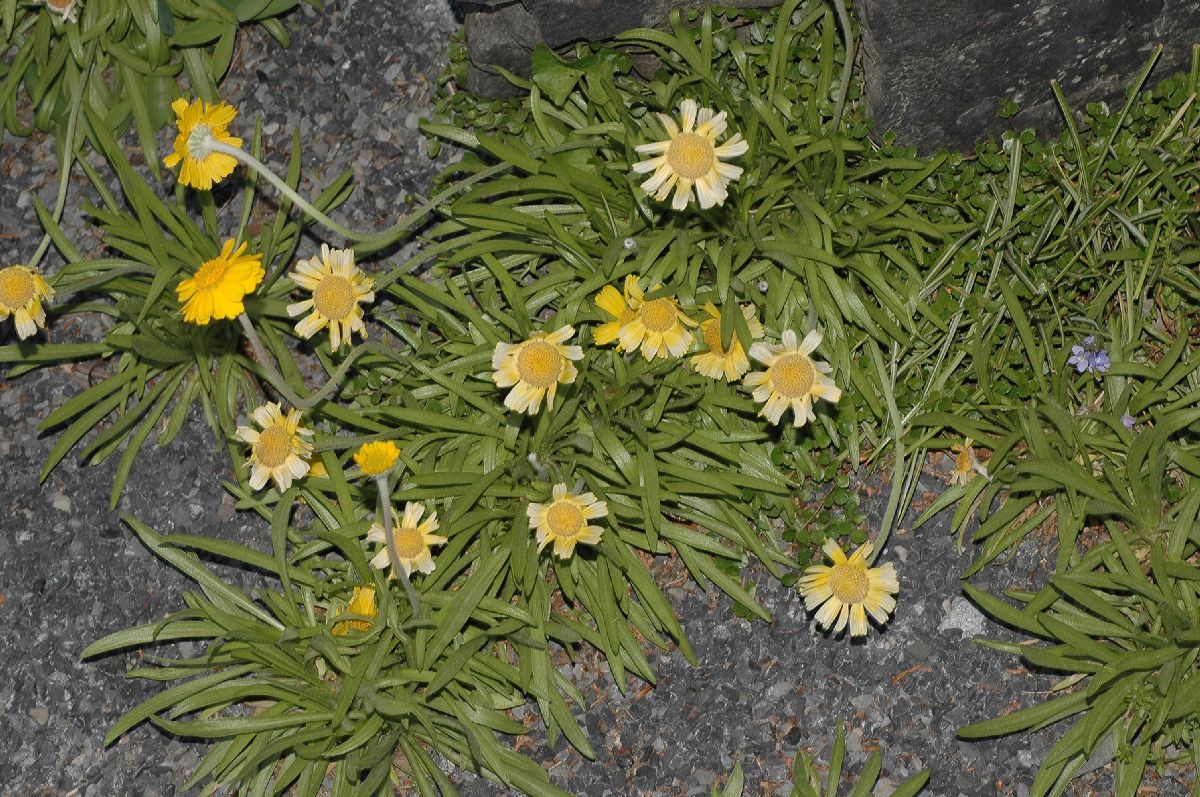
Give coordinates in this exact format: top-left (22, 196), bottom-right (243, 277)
top-left (546, 501), bottom-right (585, 539)
top-left (639, 298), bottom-right (677, 333)
top-left (192, 259), bottom-right (231, 290)
top-left (516, 341), bottom-right (562, 388)
top-left (254, 426), bottom-right (293, 468)
top-left (666, 132), bottom-right (716, 180)
top-left (770, 353), bottom-right (815, 398)
top-left (618, 307), bottom-right (637, 325)
top-left (393, 525), bottom-right (425, 560)
top-left (313, 275), bottom-right (357, 321)
top-left (701, 319), bottom-right (728, 356)
top-left (954, 447), bottom-right (974, 473)
top-left (829, 563), bottom-right (869, 604)
top-left (0, 267), bottom-right (35, 309)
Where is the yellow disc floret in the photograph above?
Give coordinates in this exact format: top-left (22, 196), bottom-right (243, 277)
top-left (516, 341), bottom-right (563, 389)
top-left (769, 353), bottom-right (816, 398)
top-left (828, 562), bottom-right (869, 604)
top-left (700, 319), bottom-right (728, 356)
top-left (666, 132), bottom-right (716, 180)
top-left (253, 426), bottom-right (293, 469)
top-left (312, 275), bottom-right (356, 321)
top-left (545, 501), bottom-right (585, 540)
top-left (0, 267), bottom-right (34, 309)
top-left (639, 298), bottom-right (678, 332)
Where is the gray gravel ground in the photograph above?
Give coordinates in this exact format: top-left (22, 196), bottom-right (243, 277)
top-left (0, 2), bottom-right (1195, 796)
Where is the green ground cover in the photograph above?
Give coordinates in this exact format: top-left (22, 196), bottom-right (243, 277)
top-left (2, 1), bottom-right (1199, 794)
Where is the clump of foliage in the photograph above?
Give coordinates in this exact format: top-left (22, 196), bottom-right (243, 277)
top-left (715, 722), bottom-right (930, 797)
top-left (65, 2), bottom-right (935, 793)
top-left (3, 0), bottom-right (1198, 793)
top-left (1, 0), bottom-right (306, 164)
top-left (926, 52), bottom-right (1200, 796)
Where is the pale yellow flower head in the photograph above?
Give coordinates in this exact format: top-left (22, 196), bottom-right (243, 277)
top-left (744, 329), bottom-right (841, 427)
top-left (367, 502), bottom-right (447, 578)
top-left (236, 402), bottom-right (313, 492)
top-left (492, 325), bottom-right (583, 415)
top-left (332, 586), bottom-right (377, 636)
top-left (287, 245), bottom-right (375, 350)
top-left (632, 98), bottom-right (748, 210)
top-left (176, 239), bottom-right (264, 325)
top-left (617, 276), bottom-right (696, 361)
top-left (798, 540), bottom-right (899, 637)
top-left (0, 264), bottom-right (54, 340)
top-left (527, 483), bottom-right (608, 559)
top-left (354, 440), bottom-right (401, 477)
top-left (691, 302), bottom-right (764, 381)
top-left (163, 98), bottom-right (243, 190)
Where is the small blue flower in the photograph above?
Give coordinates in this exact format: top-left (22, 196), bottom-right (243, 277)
top-left (1066, 336), bottom-right (1110, 374)
top-left (1067, 345), bottom-right (1092, 373)
top-left (1121, 413), bottom-right (1135, 429)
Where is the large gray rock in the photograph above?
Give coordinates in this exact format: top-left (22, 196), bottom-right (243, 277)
top-left (462, 0), bottom-right (782, 97)
top-left (857, 0), bottom-right (1200, 152)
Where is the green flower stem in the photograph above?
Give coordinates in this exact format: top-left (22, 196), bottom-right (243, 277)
top-left (208, 140), bottom-right (362, 243)
top-left (375, 475), bottom-right (421, 620)
top-left (209, 140), bottom-right (511, 253)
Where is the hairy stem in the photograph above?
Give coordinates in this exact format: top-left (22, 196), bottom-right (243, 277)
top-left (376, 475), bottom-right (421, 620)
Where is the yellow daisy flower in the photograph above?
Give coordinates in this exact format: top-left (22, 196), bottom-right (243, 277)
top-left (43, 0), bottom-right (79, 22)
top-left (949, 438), bottom-right (988, 485)
top-left (0, 264), bottom-right (54, 340)
top-left (286, 244), bottom-right (376, 350)
top-left (617, 278), bottom-right (696, 360)
top-left (236, 402), bottom-right (313, 492)
top-left (176, 239), bottom-right (264, 325)
top-left (367, 502), bottom-right (447, 577)
top-left (632, 98), bottom-right (749, 210)
top-left (691, 302), bottom-right (764, 381)
top-left (354, 440), bottom-right (400, 477)
top-left (163, 97), bottom-right (243, 190)
top-left (593, 278), bottom-right (638, 350)
top-left (492, 326), bottom-right (584, 414)
top-left (527, 483), bottom-right (608, 559)
top-left (332, 586), bottom-right (377, 635)
top-left (744, 329), bottom-right (841, 427)
top-left (799, 540), bottom-right (899, 637)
